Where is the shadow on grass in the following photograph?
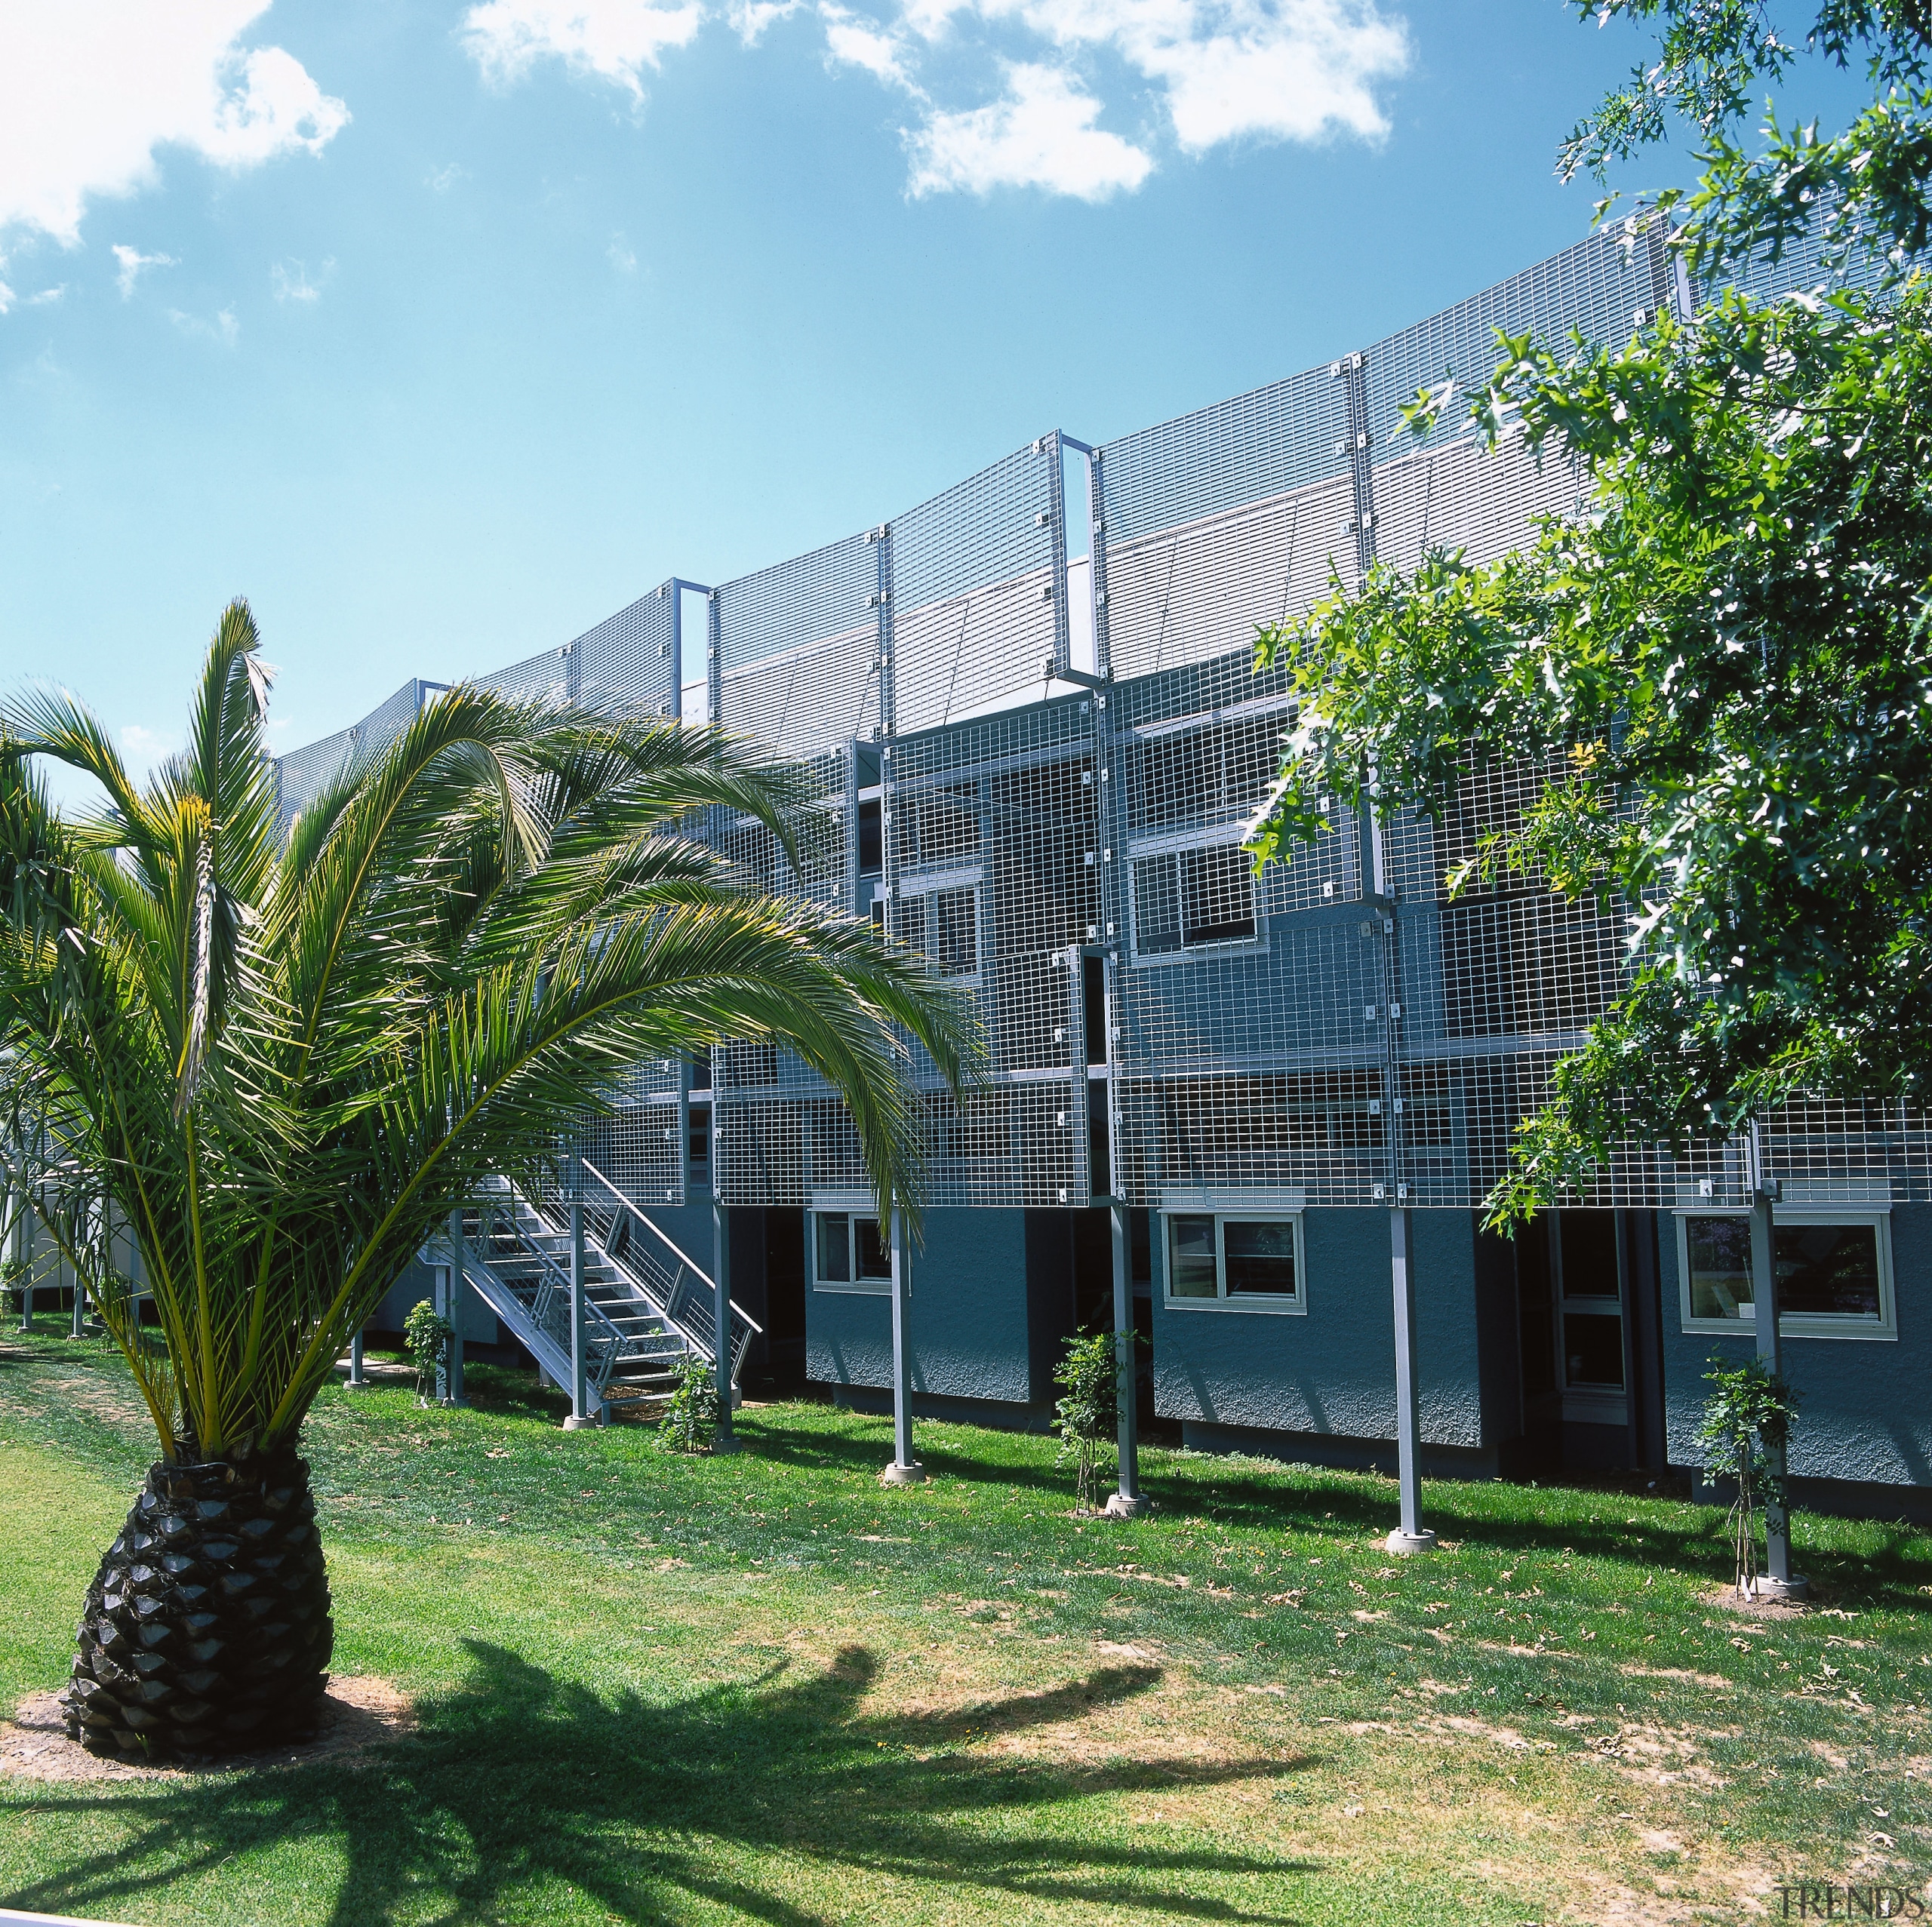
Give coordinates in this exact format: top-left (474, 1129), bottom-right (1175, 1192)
top-left (735, 1412), bottom-right (1932, 1610)
top-left (5, 1642), bottom-right (1319, 1927)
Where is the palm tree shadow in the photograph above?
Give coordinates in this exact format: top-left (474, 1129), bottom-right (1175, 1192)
top-left (9, 1640), bottom-right (1322, 1926)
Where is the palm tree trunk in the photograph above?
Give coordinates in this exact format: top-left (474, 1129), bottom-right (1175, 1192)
top-left (64, 1449), bottom-right (333, 1754)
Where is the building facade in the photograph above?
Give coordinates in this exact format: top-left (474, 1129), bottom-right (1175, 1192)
top-left (278, 216), bottom-right (1932, 1519)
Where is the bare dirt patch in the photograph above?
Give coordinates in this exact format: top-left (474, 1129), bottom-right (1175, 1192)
top-left (0, 1677), bottom-right (414, 1782)
top-left (1700, 1584), bottom-right (1810, 1621)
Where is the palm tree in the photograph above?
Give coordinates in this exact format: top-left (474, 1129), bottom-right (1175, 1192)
top-left (0, 601), bottom-right (977, 1756)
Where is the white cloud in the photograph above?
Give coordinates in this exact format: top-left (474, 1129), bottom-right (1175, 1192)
top-left (819, 3), bottom-right (913, 82)
top-left (113, 244), bottom-right (177, 298)
top-left (1006, 0), bottom-right (1411, 150)
top-left (0, 3), bottom-right (349, 248)
top-left (908, 62), bottom-right (1152, 198)
top-left (607, 233), bottom-right (638, 270)
top-left (426, 161), bottom-right (469, 192)
top-left (26, 284), bottom-right (66, 305)
top-left (0, 282), bottom-right (13, 316)
top-left (461, 0), bottom-right (706, 103)
top-left (458, 0), bottom-right (1407, 197)
top-left (170, 306), bottom-right (241, 346)
top-left (270, 256), bottom-right (330, 302)
top-left (730, 0), bottom-right (800, 40)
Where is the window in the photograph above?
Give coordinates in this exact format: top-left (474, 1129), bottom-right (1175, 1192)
top-left (811, 1212), bottom-right (894, 1293)
top-left (897, 884), bottom-right (978, 976)
top-left (1132, 844), bottom-right (1258, 959)
top-left (687, 1106), bottom-right (709, 1174)
top-left (857, 797), bottom-right (883, 874)
top-left (1163, 1212), bottom-right (1304, 1314)
top-left (1676, 1209), bottom-right (1896, 1340)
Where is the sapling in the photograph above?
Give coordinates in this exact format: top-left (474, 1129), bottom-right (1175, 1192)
top-left (657, 1354), bottom-right (718, 1453)
top-left (1697, 1357), bottom-right (1800, 1598)
top-left (403, 1298), bottom-right (454, 1406)
top-left (1054, 1329), bottom-right (1124, 1514)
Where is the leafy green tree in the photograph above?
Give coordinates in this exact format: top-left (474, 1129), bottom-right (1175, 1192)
top-left (0, 603), bottom-right (978, 1754)
top-left (1248, 3), bottom-right (1932, 1219)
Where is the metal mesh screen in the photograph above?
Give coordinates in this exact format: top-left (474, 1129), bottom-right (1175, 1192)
top-left (717, 536), bottom-right (881, 754)
top-left (277, 213), bottom-right (1928, 1215)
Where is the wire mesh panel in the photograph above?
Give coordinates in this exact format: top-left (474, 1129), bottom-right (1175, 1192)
top-left (1367, 222), bottom-right (1670, 456)
top-left (469, 645), bottom-right (575, 705)
top-left (716, 536), bottom-right (881, 755)
top-left (889, 440), bottom-right (1060, 734)
top-left (271, 209), bottom-right (1932, 1218)
top-left (574, 589), bottom-right (676, 718)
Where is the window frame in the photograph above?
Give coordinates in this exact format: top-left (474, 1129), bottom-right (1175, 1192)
top-left (891, 868), bottom-right (983, 982)
top-left (809, 1209), bottom-right (894, 1295)
top-left (1673, 1206), bottom-right (1897, 1342)
top-left (1127, 830), bottom-right (1266, 968)
top-left (1160, 1209), bottom-right (1306, 1316)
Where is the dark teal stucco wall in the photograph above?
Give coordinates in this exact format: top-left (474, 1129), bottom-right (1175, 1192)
top-left (805, 1207), bottom-right (1034, 1404)
top-left (1660, 1203), bottom-right (1931, 1489)
top-left (1150, 1206), bottom-right (1494, 1449)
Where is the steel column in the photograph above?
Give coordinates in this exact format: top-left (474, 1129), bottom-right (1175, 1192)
top-left (445, 1208), bottom-right (466, 1407)
top-left (1103, 1199), bottom-right (1150, 1518)
top-left (564, 1199), bottom-right (595, 1430)
top-left (1386, 1207), bottom-right (1436, 1553)
top-left (881, 1207), bottom-right (924, 1484)
top-left (348, 1329), bottom-right (368, 1388)
top-left (712, 1198), bottom-right (738, 1453)
top-left (1749, 1172), bottom-right (1808, 1598)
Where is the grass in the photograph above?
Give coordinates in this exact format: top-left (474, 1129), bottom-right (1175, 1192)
top-left (1, 1329), bottom-right (1929, 1925)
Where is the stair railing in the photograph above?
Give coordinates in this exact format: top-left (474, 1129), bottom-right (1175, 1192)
top-left (576, 1157), bottom-right (764, 1386)
top-left (466, 1181), bottom-right (633, 1394)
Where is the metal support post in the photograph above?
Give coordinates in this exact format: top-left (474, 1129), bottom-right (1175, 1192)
top-left (712, 1198), bottom-right (738, 1453)
top-left (564, 1199), bottom-right (595, 1430)
top-left (1749, 1176), bottom-right (1807, 1599)
top-left (1103, 1199), bottom-right (1150, 1519)
top-left (71, 1274), bottom-right (85, 1338)
top-left (348, 1329), bottom-right (368, 1387)
top-left (445, 1209), bottom-right (466, 1407)
top-left (17, 1204), bottom-right (34, 1334)
top-left (1386, 1207), bottom-right (1436, 1554)
top-left (880, 1206), bottom-right (924, 1485)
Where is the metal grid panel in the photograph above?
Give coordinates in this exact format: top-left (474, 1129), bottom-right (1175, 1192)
top-left (574, 589), bottom-right (675, 718)
top-left (888, 440), bottom-right (1060, 734)
top-left (1096, 363), bottom-right (1352, 549)
top-left (469, 645), bottom-right (574, 705)
top-left (1366, 223), bottom-right (1668, 456)
top-left (1101, 472), bottom-right (1357, 682)
top-left (276, 211), bottom-right (1930, 1215)
top-left (717, 536), bottom-right (882, 755)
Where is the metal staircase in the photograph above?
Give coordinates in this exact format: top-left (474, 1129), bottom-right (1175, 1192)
top-left (422, 1162), bottom-right (761, 1419)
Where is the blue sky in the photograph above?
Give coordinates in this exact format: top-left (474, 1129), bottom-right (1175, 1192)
top-left (0, 1), bottom-right (1868, 770)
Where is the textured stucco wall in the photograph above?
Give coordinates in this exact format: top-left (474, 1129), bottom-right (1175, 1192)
top-left (1661, 1203), bottom-right (1932, 1489)
top-left (806, 1206), bottom-right (1033, 1404)
top-left (1151, 1206), bottom-right (1488, 1449)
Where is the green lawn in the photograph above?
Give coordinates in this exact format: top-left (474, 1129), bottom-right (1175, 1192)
top-left (2, 1330), bottom-right (1929, 1926)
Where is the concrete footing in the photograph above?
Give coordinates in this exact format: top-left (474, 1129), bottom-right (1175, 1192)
top-left (1386, 1529), bottom-right (1438, 1555)
top-left (879, 1461), bottom-right (926, 1486)
top-left (1104, 1492), bottom-right (1152, 1519)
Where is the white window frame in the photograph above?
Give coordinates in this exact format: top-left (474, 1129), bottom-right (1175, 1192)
top-left (1674, 1206), bottom-right (1897, 1342)
top-left (1127, 830), bottom-right (1267, 969)
top-left (1160, 1209), bottom-right (1306, 1316)
top-left (808, 1209), bottom-right (893, 1295)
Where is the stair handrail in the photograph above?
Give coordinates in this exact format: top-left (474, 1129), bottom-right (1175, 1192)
top-left (577, 1157), bottom-right (764, 1335)
top-left (441, 1196), bottom-right (632, 1392)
